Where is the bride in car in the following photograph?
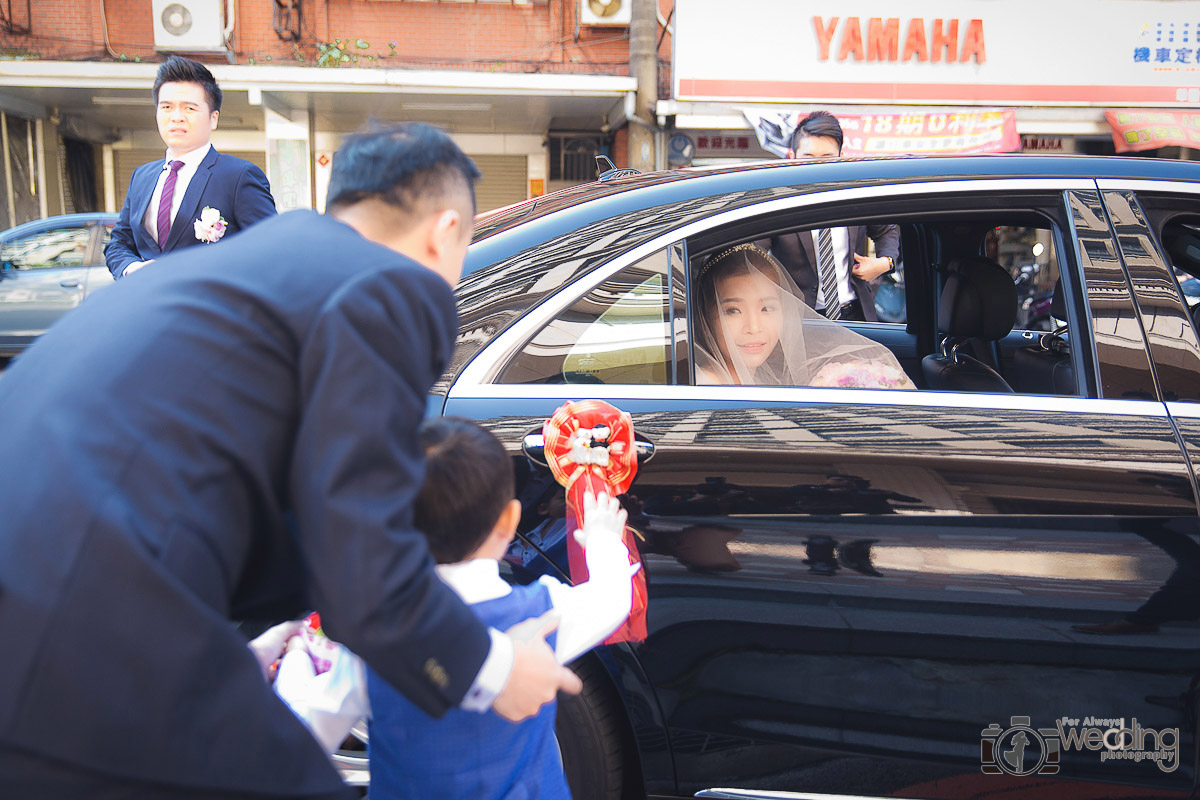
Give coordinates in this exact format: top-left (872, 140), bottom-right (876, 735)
top-left (694, 243), bottom-right (916, 389)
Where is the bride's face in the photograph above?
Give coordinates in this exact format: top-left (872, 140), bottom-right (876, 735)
top-left (713, 271), bottom-right (783, 372)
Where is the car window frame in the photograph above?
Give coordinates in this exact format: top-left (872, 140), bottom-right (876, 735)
top-left (453, 178), bottom-right (1098, 395)
top-left (1098, 180), bottom-right (1200, 404)
top-left (83, 222), bottom-right (110, 269)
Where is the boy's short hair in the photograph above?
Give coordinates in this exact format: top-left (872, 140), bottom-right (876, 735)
top-left (153, 55), bottom-right (222, 113)
top-left (326, 122), bottom-right (481, 217)
top-left (414, 417), bottom-right (515, 564)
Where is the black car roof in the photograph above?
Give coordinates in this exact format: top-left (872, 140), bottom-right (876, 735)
top-left (467, 154), bottom-right (1200, 273)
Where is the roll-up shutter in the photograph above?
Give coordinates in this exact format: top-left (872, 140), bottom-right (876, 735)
top-left (471, 155), bottom-right (526, 213)
top-left (113, 149), bottom-right (269, 210)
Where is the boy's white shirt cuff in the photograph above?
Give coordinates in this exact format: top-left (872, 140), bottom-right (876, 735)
top-left (460, 627), bottom-right (513, 713)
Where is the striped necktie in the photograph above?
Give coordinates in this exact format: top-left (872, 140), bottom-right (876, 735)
top-left (817, 227), bottom-right (840, 320)
top-left (156, 160), bottom-right (184, 247)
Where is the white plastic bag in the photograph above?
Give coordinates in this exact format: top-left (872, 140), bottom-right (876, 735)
top-left (273, 640), bottom-right (370, 754)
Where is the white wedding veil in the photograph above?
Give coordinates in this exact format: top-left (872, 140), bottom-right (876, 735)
top-left (693, 243), bottom-right (916, 390)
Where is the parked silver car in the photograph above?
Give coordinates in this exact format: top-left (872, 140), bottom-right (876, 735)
top-left (0, 212), bottom-right (117, 359)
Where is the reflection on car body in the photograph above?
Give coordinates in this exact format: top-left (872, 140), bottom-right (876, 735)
top-left (390, 155), bottom-right (1200, 799)
top-left (400, 154), bottom-right (1200, 800)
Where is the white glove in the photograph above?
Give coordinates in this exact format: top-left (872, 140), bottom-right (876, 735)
top-left (573, 490), bottom-right (627, 549)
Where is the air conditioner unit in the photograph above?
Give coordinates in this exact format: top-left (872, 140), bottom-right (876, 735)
top-left (152, 0), bottom-right (227, 52)
top-left (581, 0), bottom-right (631, 27)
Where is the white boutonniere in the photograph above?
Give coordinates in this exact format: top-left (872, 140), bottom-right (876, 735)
top-left (194, 207), bottom-right (228, 243)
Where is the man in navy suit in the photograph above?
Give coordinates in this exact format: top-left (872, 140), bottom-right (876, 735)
top-left (0, 123), bottom-right (580, 798)
top-left (763, 111), bottom-right (900, 322)
top-left (106, 56), bottom-right (276, 278)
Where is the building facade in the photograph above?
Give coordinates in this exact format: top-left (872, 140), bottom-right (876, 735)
top-left (0, 0), bottom-right (673, 226)
top-left (664, 0), bottom-right (1200, 165)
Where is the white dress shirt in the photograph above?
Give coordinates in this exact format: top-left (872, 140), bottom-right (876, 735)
top-left (141, 143), bottom-right (212, 245)
top-left (810, 227), bottom-right (855, 309)
top-left (451, 533), bottom-right (638, 712)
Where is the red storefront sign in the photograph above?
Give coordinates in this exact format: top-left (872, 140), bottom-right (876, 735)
top-left (1105, 109), bottom-right (1200, 153)
top-left (838, 109), bottom-right (1019, 155)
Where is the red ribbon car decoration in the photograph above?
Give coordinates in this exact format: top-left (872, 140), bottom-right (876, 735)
top-left (542, 399), bottom-right (648, 643)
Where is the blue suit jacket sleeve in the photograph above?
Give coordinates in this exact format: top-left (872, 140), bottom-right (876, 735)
top-left (230, 162), bottom-right (277, 231)
top-left (106, 168), bottom-right (148, 278)
top-left (287, 265), bottom-right (490, 718)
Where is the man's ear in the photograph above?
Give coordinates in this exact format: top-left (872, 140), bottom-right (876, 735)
top-left (209, 109), bottom-right (219, 131)
top-left (429, 207), bottom-right (464, 256)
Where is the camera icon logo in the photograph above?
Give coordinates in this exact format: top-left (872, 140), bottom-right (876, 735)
top-left (981, 716), bottom-right (1061, 776)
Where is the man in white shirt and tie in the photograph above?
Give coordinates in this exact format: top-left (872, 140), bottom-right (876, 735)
top-left (106, 56), bottom-right (277, 278)
top-left (765, 111), bottom-right (900, 321)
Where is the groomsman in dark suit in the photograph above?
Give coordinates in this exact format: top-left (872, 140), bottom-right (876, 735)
top-left (765, 111), bottom-right (900, 322)
top-left (106, 56), bottom-right (277, 279)
top-left (0, 123), bottom-right (580, 798)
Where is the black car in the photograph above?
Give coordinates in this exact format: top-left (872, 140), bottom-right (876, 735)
top-left (344, 155), bottom-right (1200, 799)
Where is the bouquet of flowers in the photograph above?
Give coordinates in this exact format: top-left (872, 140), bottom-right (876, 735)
top-left (810, 359), bottom-right (917, 390)
top-left (272, 612), bottom-right (369, 753)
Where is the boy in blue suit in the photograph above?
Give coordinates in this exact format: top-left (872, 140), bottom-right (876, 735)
top-left (106, 56), bottom-right (276, 278)
top-left (368, 417), bottom-right (639, 799)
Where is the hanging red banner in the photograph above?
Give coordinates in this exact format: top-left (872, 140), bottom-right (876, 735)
top-left (838, 109), bottom-right (1020, 155)
top-left (1106, 109), bottom-right (1200, 153)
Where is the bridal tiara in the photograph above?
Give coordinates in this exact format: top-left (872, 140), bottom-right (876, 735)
top-left (698, 242), bottom-right (769, 280)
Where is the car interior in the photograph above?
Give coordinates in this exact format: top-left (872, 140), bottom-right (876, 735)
top-left (686, 204), bottom-right (1079, 397)
top-left (498, 196), bottom-right (1099, 397)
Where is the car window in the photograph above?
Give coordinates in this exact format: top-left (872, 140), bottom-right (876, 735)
top-left (688, 203), bottom-right (1081, 397)
top-left (756, 224), bottom-right (907, 325)
top-left (1160, 218), bottom-right (1200, 319)
top-left (498, 250), bottom-right (671, 385)
top-left (983, 225), bottom-right (1062, 331)
top-left (0, 226), bottom-right (91, 270)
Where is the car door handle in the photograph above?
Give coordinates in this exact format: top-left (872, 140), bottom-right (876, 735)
top-left (522, 432), bottom-right (655, 467)
top-left (59, 279), bottom-right (80, 288)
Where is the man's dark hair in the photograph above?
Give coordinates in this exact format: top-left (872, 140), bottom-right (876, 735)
top-left (413, 417), bottom-right (515, 564)
top-left (153, 56), bottom-right (222, 113)
top-left (791, 110), bottom-right (843, 154)
top-left (326, 122), bottom-right (482, 217)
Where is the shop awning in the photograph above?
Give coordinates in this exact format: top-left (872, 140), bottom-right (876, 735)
top-left (744, 108), bottom-right (1020, 157)
top-left (1105, 110), bottom-right (1200, 153)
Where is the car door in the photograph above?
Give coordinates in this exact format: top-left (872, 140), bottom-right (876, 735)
top-left (448, 179), bottom-right (1197, 799)
top-left (0, 221), bottom-right (95, 354)
top-left (643, 183), bottom-right (1195, 798)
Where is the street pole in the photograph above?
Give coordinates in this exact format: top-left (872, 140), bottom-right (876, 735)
top-left (629, 0), bottom-right (657, 172)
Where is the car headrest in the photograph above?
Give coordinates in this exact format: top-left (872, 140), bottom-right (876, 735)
top-left (1050, 277), bottom-right (1066, 321)
top-left (939, 256), bottom-right (1018, 340)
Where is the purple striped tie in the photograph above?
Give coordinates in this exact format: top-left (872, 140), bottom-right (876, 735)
top-left (156, 160), bottom-right (184, 248)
